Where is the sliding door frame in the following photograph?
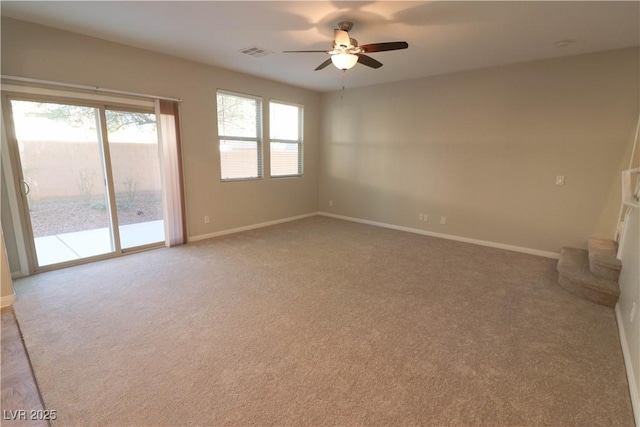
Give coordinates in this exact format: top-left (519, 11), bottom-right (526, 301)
top-left (97, 106), bottom-right (121, 254)
top-left (1, 91), bottom-right (165, 274)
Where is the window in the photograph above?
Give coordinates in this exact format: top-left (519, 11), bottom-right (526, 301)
top-left (270, 100), bottom-right (303, 177)
top-left (217, 91), bottom-right (262, 180)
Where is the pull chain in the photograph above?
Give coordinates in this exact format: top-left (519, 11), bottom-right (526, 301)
top-left (340, 70), bottom-right (346, 100)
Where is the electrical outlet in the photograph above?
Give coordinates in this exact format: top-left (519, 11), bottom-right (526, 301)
top-left (329, 200), bottom-right (334, 207)
top-left (419, 213), bottom-right (424, 221)
top-left (440, 216), bottom-right (446, 225)
top-left (204, 215), bottom-right (210, 224)
top-left (423, 214), bottom-right (428, 222)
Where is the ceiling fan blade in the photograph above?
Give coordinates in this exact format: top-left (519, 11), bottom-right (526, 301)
top-left (283, 50), bottom-right (328, 53)
top-left (359, 41), bottom-right (409, 53)
top-left (357, 54), bottom-right (383, 69)
top-left (314, 58), bottom-right (333, 71)
top-left (334, 29), bottom-right (351, 48)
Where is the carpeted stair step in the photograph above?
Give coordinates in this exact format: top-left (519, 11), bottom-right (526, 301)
top-left (587, 238), bottom-right (622, 282)
top-left (557, 247), bottom-right (620, 308)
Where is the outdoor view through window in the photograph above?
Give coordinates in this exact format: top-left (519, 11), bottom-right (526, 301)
top-left (9, 100), bottom-right (165, 267)
top-left (216, 91), bottom-right (304, 180)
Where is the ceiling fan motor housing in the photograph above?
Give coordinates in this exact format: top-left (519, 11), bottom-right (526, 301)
top-left (337, 21), bottom-right (354, 32)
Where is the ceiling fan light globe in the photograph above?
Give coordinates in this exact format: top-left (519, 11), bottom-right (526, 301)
top-left (331, 53), bottom-right (358, 70)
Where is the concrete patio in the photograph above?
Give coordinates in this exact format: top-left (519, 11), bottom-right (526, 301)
top-left (35, 220), bottom-right (165, 267)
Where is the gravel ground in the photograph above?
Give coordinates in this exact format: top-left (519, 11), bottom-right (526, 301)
top-left (28, 191), bottom-right (163, 238)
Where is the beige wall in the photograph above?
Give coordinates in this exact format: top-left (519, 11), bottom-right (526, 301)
top-left (1, 228), bottom-right (15, 304)
top-left (1, 17), bottom-right (320, 261)
top-left (2, 17), bottom-right (638, 259)
top-left (616, 80), bottom-right (640, 418)
top-left (617, 207), bottom-right (640, 419)
top-left (1, 172), bottom-right (19, 273)
top-left (319, 48), bottom-right (639, 253)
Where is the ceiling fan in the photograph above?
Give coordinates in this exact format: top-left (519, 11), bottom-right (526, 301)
top-left (283, 21), bottom-right (409, 71)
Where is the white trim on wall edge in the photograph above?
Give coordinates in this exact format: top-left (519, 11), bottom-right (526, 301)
top-left (1, 294), bottom-right (16, 308)
top-left (318, 212), bottom-right (560, 259)
top-left (616, 304), bottom-right (640, 427)
top-left (187, 213), bottom-right (317, 242)
top-left (188, 211), bottom-right (559, 258)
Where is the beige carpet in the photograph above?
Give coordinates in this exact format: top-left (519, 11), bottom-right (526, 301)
top-left (13, 216), bottom-right (634, 426)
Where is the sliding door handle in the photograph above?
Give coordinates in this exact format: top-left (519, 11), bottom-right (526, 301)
top-left (20, 180), bottom-right (30, 197)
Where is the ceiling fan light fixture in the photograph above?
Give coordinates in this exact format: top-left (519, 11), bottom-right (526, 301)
top-left (284, 21), bottom-right (408, 72)
top-left (331, 53), bottom-right (358, 70)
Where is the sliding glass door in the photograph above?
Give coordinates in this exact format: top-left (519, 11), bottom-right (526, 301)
top-left (7, 98), bottom-right (164, 269)
top-left (10, 100), bottom-right (115, 266)
top-left (106, 109), bottom-right (164, 249)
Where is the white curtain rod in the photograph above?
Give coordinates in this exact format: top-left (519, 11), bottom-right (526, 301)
top-left (1, 75), bottom-right (182, 102)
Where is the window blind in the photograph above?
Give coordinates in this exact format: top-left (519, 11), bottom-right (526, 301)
top-left (269, 100), bottom-right (303, 177)
top-left (217, 91), bottom-right (263, 180)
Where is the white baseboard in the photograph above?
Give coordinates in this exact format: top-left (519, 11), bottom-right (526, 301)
top-left (188, 211), bottom-right (559, 258)
top-left (188, 213), bottom-right (318, 242)
top-left (1, 293), bottom-right (16, 308)
top-left (616, 304), bottom-right (640, 427)
top-left (318, 212), bottom-right (560, 259)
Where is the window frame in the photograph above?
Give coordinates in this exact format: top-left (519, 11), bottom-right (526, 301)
top-left (269, 99), bottom-right (304, 178)
top-left (1, 91), bottom-right (168, 274)
top-left (216, 89), bottom-right (264, 182)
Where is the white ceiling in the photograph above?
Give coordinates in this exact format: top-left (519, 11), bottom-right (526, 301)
top-left (2, 1), bottom-right (639, 93)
